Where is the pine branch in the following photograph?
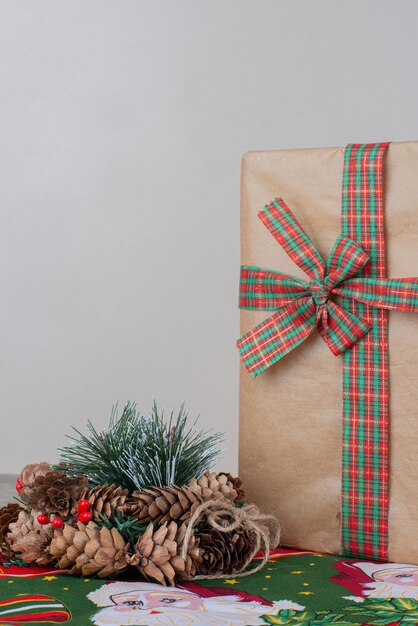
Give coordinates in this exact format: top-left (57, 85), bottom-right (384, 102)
top-left (56, 401), bottom-right (224, 493)
top-left (55, 402), bottom-right (143, 489)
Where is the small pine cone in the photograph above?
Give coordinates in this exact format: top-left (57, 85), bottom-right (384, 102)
top-left (19, 462), bottom-right (52, 499)
top-left (76, 483), bottom-right (129, 522)
top-left (0, 503), bottom-right (20, 556)
top-left (216, 472), bottom-right (245, 502)
top-left (188, 471), bottom-right (245, 503)
top-left (128, 521), bottom-right (192, 586)
top-left (50, 521), bottom-right (128, 578)
top-left (197, 523), bottom-right (255, 577)
top-left (27, 471), bottom-right (88, 519)
top-left (7, 510), bottom-right (55, 565)
top-left (126, 485), bottom-right (202, 525)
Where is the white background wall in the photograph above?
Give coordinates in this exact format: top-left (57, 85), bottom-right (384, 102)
top-left (1, 0), bottom-right (417, 474)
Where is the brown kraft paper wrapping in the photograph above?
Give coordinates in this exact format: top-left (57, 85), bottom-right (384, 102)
top-left (239, 141), bottom-right (418, 564)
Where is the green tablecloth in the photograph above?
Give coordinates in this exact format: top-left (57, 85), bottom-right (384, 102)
top-left (1, 548), bottom-right (417, 624)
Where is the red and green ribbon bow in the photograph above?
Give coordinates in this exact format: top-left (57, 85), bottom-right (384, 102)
top-left (237, 197), bottom-right (418, 377)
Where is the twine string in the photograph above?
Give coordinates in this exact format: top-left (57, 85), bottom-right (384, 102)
top-left (181, 499), bottom-right (280, 580)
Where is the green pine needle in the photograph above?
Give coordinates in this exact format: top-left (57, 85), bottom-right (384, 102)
top-left (56, 401), bottom-right (224, 493)
top-left (97, 510), bottom-right (149, 546)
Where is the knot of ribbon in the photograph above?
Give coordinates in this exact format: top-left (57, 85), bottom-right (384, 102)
top-left (238, 197), bottom-right (418, 377)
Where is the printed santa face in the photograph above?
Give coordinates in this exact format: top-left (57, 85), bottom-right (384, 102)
top-left (365, 565), bottom-right (418, 597)
top-left (332, 560), bottom-right (418, 599)
top-left (103, 587), bottom-right (204, 612)
top-left (372, 566), bottom-right (418, 587)
top-left (88, 582), bottom-right (304, 626)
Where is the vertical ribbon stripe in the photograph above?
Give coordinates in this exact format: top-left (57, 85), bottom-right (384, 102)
top-left (341, 142), bottom-right (390, 560)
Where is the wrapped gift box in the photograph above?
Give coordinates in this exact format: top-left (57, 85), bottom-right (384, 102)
top-left (238, 142), bottom-right (418, 564)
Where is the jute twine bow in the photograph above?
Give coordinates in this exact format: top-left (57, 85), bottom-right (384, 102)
top-left (181, 499), bottom-right (281, 580)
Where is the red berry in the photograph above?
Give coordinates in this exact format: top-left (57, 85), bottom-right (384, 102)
top-left (77, 500), bottom-right (90, 513)
top-left (78, 511), bottom-right (93, 524)
top-left (51, 517), bottom-right (63, 529)
top-left (16, 477), bottom-right (23, 491)
top-left (37, 514), bottom-right (50, 525)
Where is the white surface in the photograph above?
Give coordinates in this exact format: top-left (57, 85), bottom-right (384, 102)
top-left (0, 0), bottom-right (417, 473)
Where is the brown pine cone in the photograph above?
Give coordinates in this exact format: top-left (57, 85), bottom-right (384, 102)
top-left (27, 471), bottom-right (88, 519)
top-left (126, 472), bottom-right (245, 525)
top-left (50, 521), bottom-right (129, 578)
top-left (189, 471), bottom-right (245, 503)
top-left (48, 522), bottom-right (80, 569)
top-left (126, 485), bottom-right (202, 525)
top-left (216, 472), bottom-right (245, 502)
top-left (76, 483), bottom-right (128, 522)
top-left (19, 462), bottom-right (52, 499)
top-left (0, 503), bottom-right (20, 556)
top-left (128, 521), bottom-right (199, 586)
top-left (197, 522), bottom-right (255, 577)
top-left (7, 510), bottom-right (55, 565)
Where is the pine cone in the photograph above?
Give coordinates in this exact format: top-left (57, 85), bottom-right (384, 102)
top-left (19, 462), bottom-right (52, 499)
top-left (7, 510), bottom-right (55, 565)
top-left (27, 471), bottom-right (88, 519)
top-left (197, 522), bottom-right (255, 577)
top-left (216, 472), bottom-right (245, 502)
top-left (0, 503), bottom-right (20, 556)
top-left (189, 471), bottom-right (245, 503)
top-left (128, 521), bottom-right (200, 586)
top-left (76, 483), bottom-right (128, 522)
top-left (48, 522), bottom-right (80, 569)
top-left (126, 472), bottom-right (244, 525)
top-left (50, 521), bottom-right (129, 578)
top-left (126, 485), bottom-right (202, 525)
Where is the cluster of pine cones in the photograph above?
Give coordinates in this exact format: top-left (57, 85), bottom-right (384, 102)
top-left (0, 462), bottom-right (275, 586)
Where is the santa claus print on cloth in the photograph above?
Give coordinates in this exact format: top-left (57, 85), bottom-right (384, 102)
top-left (87, 581), bottom-right (304, 625)
top-left (332, 560), bottom-right (418, 599)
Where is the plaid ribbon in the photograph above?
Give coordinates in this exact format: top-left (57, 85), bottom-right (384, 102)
top-left (341, 143), bottom-right (390, 560)
top-left (238, 146), bottom-right (418, 558)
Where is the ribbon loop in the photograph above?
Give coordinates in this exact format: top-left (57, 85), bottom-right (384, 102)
top-left (316, 300), bottom-right (371, 356)
top-left (259, 198), bottom-right (325, 280)
top-left (325, 234), bottom-right (370, 289)
top-left (239, 267), bottom-right (309, 311)
top-left (237, 297), bottom-right (316, 377)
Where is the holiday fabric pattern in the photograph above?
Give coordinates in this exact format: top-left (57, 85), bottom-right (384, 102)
top-left (1, 549), bottom-right (418, 625)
